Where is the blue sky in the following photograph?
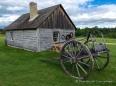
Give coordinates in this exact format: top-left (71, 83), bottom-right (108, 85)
top-left (0, 0), bottom-right (116, 28)
top-left (91, 0), bottom-right (116, 5)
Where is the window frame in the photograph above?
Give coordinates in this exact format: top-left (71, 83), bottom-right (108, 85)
top-left (53, 31), bottom-right (59, 42)
top-left (10, 32), bottom-right (13, 41)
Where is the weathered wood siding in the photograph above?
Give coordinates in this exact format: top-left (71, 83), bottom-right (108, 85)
top-left (6, 31), bottom-right (23, 47)
top-left (39, 7), bottom-right (75, 29)
top-left (38, 28), bottom-right (75, 51)
top-left (23, 30), bottom-right (37, 51)
top-left (38, 29), bottom-right (53, 51)
top-left (6, 30), bottom-right (38, 51)
top-left (13, 31), bottom-right (23, 48)
top-left (59, 29), bottom-right (75, 42)
top-left (6, 28), bottom-right (75, 52)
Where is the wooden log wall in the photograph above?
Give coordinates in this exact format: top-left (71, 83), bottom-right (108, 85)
top-left (38, 28), bottom-right (75, 51)
top-left (6, 30), bottom-right (38, 51)
top-left (39, 7), bottom-right (75, 29)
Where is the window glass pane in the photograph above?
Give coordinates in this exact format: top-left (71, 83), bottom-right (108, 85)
top-left (10, 32), bottom-right (13, 41)
top-left (53, 32), bottom-right (59, 42)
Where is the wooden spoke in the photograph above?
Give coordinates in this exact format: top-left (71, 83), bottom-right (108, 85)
top-left (72, 64), bottom-right (75, 75)
top-left (63, 60), bottom-right (70, 63)
top-left (77, 63), bottom-right (87, 74)
top-left (69, 43), bottom-right (73, 51)
top-left (97, 56), bottom-right (107, 58)
top-left (78, 61), bottom-right (90, 68)
top-left (66, 51), bottom-right (73, 58)
top-left (76, 48), bottom-right (84, 57)
top-left (69, 43), bottom-right (76, 57)
top-left (75, 64), bottom-right (81, 77)
top-left (62, 54), bottom-right (70, 59)
top-left (66, 64), bottom-right (72, 71)
top-left (94, 58), bottom-right (100, 69)
top-left (69, 43), bottom-right (74, 57)
top-left (64, 44), bottom-right (70, 51)
top-left (96, 57), bottom-right (104, 65)
top-left (86, 59), bottom-right (90, 64)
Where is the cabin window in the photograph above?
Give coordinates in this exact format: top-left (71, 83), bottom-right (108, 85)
top-left (10, 32), bottom-right (13, 41)
top-left (53, 31), bottom-right (59, 42)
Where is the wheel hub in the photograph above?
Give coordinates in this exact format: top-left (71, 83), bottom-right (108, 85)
top-left (70, 57), bottom-right (78, 64)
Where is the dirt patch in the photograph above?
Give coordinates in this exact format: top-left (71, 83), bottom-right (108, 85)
top-left (106, 43), bottom-right (116, 45)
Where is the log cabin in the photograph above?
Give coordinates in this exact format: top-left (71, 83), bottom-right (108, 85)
top-left (5, 2), bottom-right (76, 52)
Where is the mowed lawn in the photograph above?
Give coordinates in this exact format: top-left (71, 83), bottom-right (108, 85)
top-left (0, 36), bottom-right (116, 86)
top-left (77, 37), bottom-right (116, 43)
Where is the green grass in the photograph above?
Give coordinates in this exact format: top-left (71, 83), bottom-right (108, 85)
top-left (0, 37), bottom-right (116, 86)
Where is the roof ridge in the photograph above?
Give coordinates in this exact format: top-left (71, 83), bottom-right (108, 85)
top-left (38, 4), bottom-right (61, 11)
top-left (23, 4), bottom-right (61, 15)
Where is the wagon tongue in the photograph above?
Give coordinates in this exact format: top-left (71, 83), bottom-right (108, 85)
top-left (38, 57), bottom-right (60, 62)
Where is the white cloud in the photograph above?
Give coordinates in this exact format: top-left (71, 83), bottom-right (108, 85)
top-left (0, 5), bottom-right (2, 9)
top-left (0, 15), bottom-right (19, 26)
top-left (0, 0), bottom-right (93, 9)
top-left (7, 15), bottom-right (19, 22)
top-left (0, 0), bottom-right (93, 27)
top-left (97, 4), bottom-right (116, 11)
top-left (0, 0), bottom-right (116, 28)
top-left (70, 4), bottom-right (116, 28)
top-left (102, 11), bottom-right (116, 19)
top-left (7, 6), bottom-right (24, 11)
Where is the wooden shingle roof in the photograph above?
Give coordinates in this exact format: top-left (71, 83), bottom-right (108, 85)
top-left (5, 4), bottom-right (76, 30)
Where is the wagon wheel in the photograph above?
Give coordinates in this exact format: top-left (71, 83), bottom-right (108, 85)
top-left (84, 40), bottom-right (109, 70)
top-left (93, 52), bottom-right (109, 70)
top-left (60, 40), bottom-right (94, 80)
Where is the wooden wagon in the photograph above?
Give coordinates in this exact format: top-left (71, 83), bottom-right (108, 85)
top-left (39, 32), bottom-right (110, 80)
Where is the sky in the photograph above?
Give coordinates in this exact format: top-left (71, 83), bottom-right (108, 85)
top-left (0, 0), bottom-right (116, 28)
